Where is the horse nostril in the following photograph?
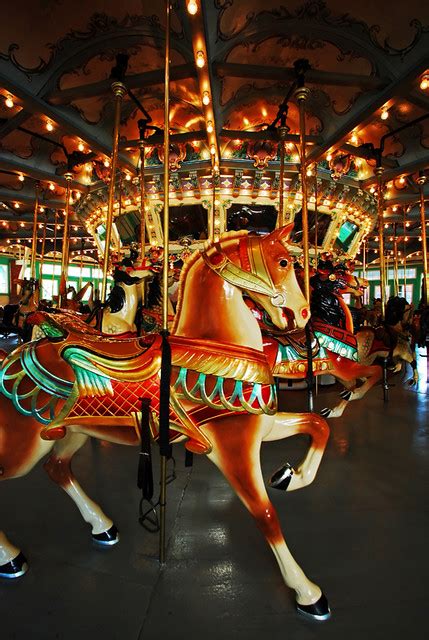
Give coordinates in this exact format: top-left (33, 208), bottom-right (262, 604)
top-left (301, 307), bottom-right (309, 319)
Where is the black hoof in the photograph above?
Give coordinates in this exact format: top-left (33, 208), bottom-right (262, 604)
top-left (269, 463), bottom-right (294, 491)
top-left (340, 389), bottom-right (352, 401)
top-left (0, 552), bottom-right (28, 579)
top-left (296, 593), bottom-right (331, 621)
top-left (92, 525), bottom-right (119, 547)
top-left (320, 407), bottom-right (331, 418)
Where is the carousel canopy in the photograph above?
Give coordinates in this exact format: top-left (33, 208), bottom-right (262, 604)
top-left (0, 0), bottom-right (428, 263)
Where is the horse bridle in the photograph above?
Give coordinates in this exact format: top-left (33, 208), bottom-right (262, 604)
top-left (202, 236), bottom-right (287, 308)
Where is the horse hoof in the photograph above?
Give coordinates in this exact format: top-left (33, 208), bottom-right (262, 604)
top-left (296, 593), bottom-right (331, 621)
top-left (92, 525), bottom-right (120, 546)
top-left (320, 407), bottom-right (331, 418)
top-left (269, 463), bottom-right (294, 490)
top-left (0, 552), bottom-right (28, 579)
top-left (340, 389), bottom-right (352, 401)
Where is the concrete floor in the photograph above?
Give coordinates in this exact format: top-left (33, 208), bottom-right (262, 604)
top-left (0, 340), bottom-right (428, 639)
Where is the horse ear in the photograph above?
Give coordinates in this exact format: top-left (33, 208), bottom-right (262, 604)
top-left (265, 223), bottom-right (294, 245)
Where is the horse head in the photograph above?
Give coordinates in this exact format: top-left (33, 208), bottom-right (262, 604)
top-left (200, 224), bottom-right (309, 330)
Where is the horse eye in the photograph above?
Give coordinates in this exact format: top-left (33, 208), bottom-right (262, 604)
top-left (279, 259), bottom-right (288, 268)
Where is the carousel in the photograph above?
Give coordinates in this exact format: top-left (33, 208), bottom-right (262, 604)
top-left (0, 1), bottom-right (428, 638)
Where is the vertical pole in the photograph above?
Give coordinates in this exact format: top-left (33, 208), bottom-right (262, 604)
top-left (59, 173), bottom-right (72, 308)
top-left (159, 0), bottom-right (171, 566)
top-left (101, 81), bottom-right (127, 302)
top-left (362, 239), bottom-right (368, 306)
top-left (139, 139), bottom-right (146, 262)
top-left (51, 212), bottom-right (58, 299)
top-left (295, 84), bottom-right (313, 411)
top-left (375, 166), bottom-right (387, 316)
top-left (393, 232), bottom-right (399, 297)
top-left (403, 208), bottom-right (407, 299)
top-left (210, 164), bottom-right (216, 242)
top-left (295, 87), bottom-right (311, 302)
top-left (417, 174), bottom-right (428, 305)
top-left (39, 213), bottom-right (47, 292)
top-left (278, 132), bottom-right (286, 227)
top-left (29, 182), bottom-right (39, 281)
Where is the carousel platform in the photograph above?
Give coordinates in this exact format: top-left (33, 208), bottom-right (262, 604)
top-left (0, 347), bottom-right (428, 640)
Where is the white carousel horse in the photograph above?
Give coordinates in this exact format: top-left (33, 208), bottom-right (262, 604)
top-left (0, 226), bottom-right (330, 620)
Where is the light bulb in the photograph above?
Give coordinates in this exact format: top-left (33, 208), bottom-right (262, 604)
top-left (5, 95), bottom-right (14, 108)
top-left (202, 91), bottom-right (210, 106)
top-left (49, 182), bottom-right (55, 191)
top-left (210, 144), bottom-right (216, 155)
top-left (420, 75), bottom-right (429, 91)
top-left (78, 142), bottom-right (85, 152)
top-left (380, 109), bottom-right (389, 120)
top-left (187, 0), bottom-right (198, 14)
top-left (103, 159), bottom-right (110, 168)
top-left (46, 121), bottom-right (54, 132)
top-left (206, 120), bottom-right (214, 133)
top-left (196, 51), bottom-right (205, 68)
top-left (14, 202), bottom-right (20, 209)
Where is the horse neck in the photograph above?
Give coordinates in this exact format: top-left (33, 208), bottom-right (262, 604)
top-left (109, 282), bottom-right (139, 324)
top-left (338, 296), bottom-right (354, 332)
top-left (173, 258), bottom-right (263, 351)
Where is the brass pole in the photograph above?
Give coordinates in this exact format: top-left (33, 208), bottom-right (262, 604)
top-left (139, 139), bottom-right (146, 261)
top-left (295, 86), bottom-right (311, 302)
top-left (117, 173), bottom-right (123, 261)
top-left (29, 182), bottom-right (40, 281)
top-left (59, 172), bottom-right (73, 308)
top-left (362, 239), bottom-right (367, 306)
top-left (393, 232), bottom-right (399, 296)
top-left (403, 208), bottom-right (407, 298)
top-left (278, 130), bottom-right (287, 227)
top-left (417, 174), bottom-right (428, 305)
top-left (51, 211), bottom-right (58, 298)
top-left (159, 0), bottom-right (171, 567)
top-left (39, 213), bottom-right (47, 291)
top-left (101, 81), bottom-right (127, 301)
top-left (375, 166), bottom-right (387, 316)
top-left (210, 163), bottom-right (216, 242)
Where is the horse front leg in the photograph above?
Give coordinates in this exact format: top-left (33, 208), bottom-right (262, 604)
top-left (44, 431), bottom-right (119, 545)
top-left (264, 412), bottom-right (329, 492)
top-left (203, 414), bottom-right (330, 620)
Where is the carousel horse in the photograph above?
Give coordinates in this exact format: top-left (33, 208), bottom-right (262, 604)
top-left (0, 226), bottom-right (331, 620)
top-left (251, 260), bottom-right (417, 419)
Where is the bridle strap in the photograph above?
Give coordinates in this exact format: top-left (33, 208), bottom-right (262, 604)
top-left (202, 237), bottom-right (277, 298)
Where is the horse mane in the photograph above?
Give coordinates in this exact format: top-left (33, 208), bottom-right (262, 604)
top-left (172, 230), bottom-right (249, 333)
top-left (106, 284), bottom-right (125, 314)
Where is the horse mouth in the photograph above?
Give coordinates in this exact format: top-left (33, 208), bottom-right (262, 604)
top-left (282, 307), bottom-right (298, 330)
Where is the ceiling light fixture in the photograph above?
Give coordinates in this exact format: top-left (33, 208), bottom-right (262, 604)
top-left (380, 109), bottom-right (389, 120)
top-left (187, 0), bottom-right (198, 14)
top-left (196, 51), bottom-right (205, 68)
top-left (206, 120), bottom-right (214, 133)
top-left (202, 91), bottom-right (210, 106)
top-left (5, 95), bottom-right (14, 108)
top-left (46, 121), bottom-right (54, 132)
top-left (420, 75), bottom-right (429, 91)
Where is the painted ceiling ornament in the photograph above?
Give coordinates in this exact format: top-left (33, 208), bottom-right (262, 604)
top-left (248, 139), bottom-right (277, 169)
top-left (158, 143), bottom-right (187, 172)
top-left (328, 153), bottom-right (353, 181)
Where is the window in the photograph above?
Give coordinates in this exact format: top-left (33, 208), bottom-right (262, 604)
top-left (0, 263), bottom-right (9, 294)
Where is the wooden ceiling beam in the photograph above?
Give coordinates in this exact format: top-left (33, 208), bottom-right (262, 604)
top-left (0, 154), bottom-right (88, 191)
top-left (221, 129), bottom-right (319, 143)
top-left (120, 129), bottom-right (207, 149)
top-left (48, 64), bottom-right (196, 105)
top-left (0, 70), bottom-right (137, 173)
top-left (213, 62), bottom-right (389, 90)
top-left (306, 52), bottom-right (429, 164)
top-left (361, 155), bottom-right (429, 187)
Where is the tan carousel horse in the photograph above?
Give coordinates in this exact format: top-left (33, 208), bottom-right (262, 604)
top-left (0, 226), bottom-right (331, 620)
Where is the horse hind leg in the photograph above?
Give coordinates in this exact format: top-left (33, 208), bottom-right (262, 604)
top-left (204, 415), bottom-right (330, 620)
top-left (44, 431), bottom-right (119, 546)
